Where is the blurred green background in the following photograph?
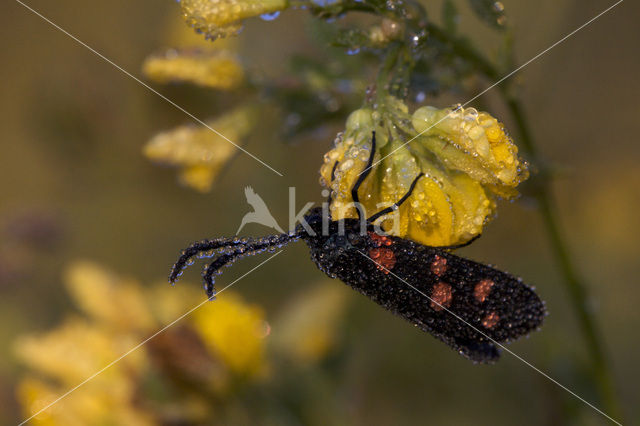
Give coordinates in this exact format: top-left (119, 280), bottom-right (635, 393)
top-left (1, 0), bottom-right (639, 424)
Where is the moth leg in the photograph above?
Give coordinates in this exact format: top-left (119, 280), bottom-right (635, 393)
top-left (367, 173), bottom-right (424, 223)
top-left (170, 237), bottom-right (247, 284)
top-left (202, 253), bottom-right (239, 299)
top-left (351, 131), bottom-right (377, 220)
top-left (201, 233), bottom-right (296, 299)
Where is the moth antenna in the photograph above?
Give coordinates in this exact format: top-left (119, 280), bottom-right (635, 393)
top-left (169, 237), bottom-right (247, 284)
top-left (351, 131), bottom-right (377, 220)
top-left (201, 233), bottom-right (298, 298)
top-left (330, 161), bottom-right (339, 183)
top-left (326, 161), bottom-right (339, 204)
top-left (367, 173), bottom-right (424, 223)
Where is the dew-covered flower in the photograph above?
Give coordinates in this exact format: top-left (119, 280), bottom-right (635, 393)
top-left (320, 97), bottom-right (528, 247)
top-left (144, 106), bottom-right (256, 192)
top-left (179, 0), bottom-right (289, 40)
top-left (142, 48), bottom-right (244, 90)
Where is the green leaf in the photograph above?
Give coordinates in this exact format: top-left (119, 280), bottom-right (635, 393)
top-left (467, 0), bottom-right (507, 29)
top-left (442, 0), bottom-right (459, 35)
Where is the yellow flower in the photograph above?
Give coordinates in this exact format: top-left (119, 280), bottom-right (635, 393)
top-left (64, 261), bottom-right (155, 332)
top-left (320, 98), bottom-right (528, 247)
top-left (142, 49), bottom-right (244, 90)
top-left (14, 318), bottom-right (146, 389)
top-left (191, 292), bottom-right (268, 377)
top-left (180, 0), bottom-right (289, 40)
top-left (17, 377), bottom-right (155, 426)
top-left (15, 261), bottom-right (270, 424)
top-left (14, 318), bottom-right (151, 426)
top-left (144, 106), bottom-right (256, 192)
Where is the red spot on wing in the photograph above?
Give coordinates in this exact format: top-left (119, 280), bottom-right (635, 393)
top-left (369, 248), bottom-right (396, 274)
top-left (368, 231), bottom-right (393, 247)
top-left (482, 311), bottom-right (500, 329)
top-left (430, 282), bottom-right (452, 311)
top-left (473, 279), bottom-right (495, 303)
top-left (430, 255), bottom-right (447, 276)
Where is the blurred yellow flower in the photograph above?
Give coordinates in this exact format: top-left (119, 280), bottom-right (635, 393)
top-left (14, 318), bottom-right (151, 425)
top-left (142, 49), bottom-right (244, 90)
top-left (15, 318), bottom-right (146, 389)
top-left (320, 98), bottom-right (528, 247)
top-left (18, 377), bottom-right (155, 426)
top-left (64, 261), bottom-right (155, 332)
top-left (180, 0), bottom-right (289, 40)
top-left (14, 261), bottom-right (269, 424)
top-left (144, 106), bottom-right (256, 192)
top-left (192, 292), bottom-right (268, 376)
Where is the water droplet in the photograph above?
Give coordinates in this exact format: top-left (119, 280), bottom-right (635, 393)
top-left (340, 159), bottom-right (354, 171)
top-left (260, 11), bottom-right (280, 21)
top-left (415, 91), bottom-right (426, 103)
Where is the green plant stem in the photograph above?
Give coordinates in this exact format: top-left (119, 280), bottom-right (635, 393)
top-left (427, 23), bottom-right (622, 419)
top-left (502, 96), bottom-right (622, 420)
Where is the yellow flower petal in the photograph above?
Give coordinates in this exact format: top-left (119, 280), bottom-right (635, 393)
top-left (142, 49), bottom-right (244, 90)
top-left (180, 0), bottom-right (289, 40)
top-left (321, 100), bottom-right (527, 246)
top-left (14, 318), bottom-right (145, 387)
top-left (166, 14), bottom-right (239, 49)
top-left (144, 106), bottom-right (256, 192)
top-left (64, 261), bottom-right (155, 331)
top-left (412, 105), bottom-right (528, 197)
top-left (15, 261), bottom-right (273, 424)
top-left (17, 377), bottom-right (154, 426)
top-left (191, 292), bottom-right (267, 377)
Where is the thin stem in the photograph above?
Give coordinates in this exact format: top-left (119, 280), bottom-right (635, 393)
top-left (503, 95), bottom-right (622, 420)
top-left (428, 23), bottom-right (623, 418)
top-left (376, 42), bottom-right (402, 100)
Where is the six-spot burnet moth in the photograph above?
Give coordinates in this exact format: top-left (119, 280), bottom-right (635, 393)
top-left (169, 132), bottom-right (546, 363)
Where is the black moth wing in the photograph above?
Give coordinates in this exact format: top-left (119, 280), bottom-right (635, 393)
top-left (311, 231), bottom-right (546, 363)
